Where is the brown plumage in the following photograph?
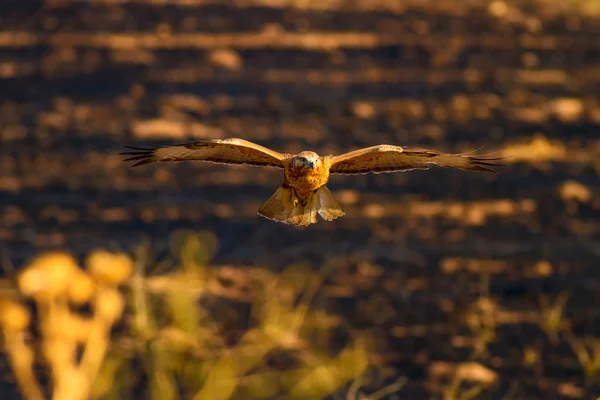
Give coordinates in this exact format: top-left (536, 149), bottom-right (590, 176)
top-left (121, 139), bottom-right (504, 227)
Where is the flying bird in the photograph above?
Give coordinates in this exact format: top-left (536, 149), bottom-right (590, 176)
top-left (121, 138), bottom-right (503, 227)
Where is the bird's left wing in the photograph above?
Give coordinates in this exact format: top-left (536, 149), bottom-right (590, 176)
top-left (328, 145), bottom-right (503, 174)
top-left (121, 138), bottom-right (288, 168)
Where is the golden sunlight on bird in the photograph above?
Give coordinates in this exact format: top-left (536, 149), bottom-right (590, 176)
top-left (121, 138), bottom-right (504, 227)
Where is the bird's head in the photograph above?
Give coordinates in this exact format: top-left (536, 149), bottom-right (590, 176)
top-left (291, 151), bottom-right (320, 169)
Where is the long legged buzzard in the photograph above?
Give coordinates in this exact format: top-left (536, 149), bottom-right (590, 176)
top-left (121, 138), bottom-right (503, 227)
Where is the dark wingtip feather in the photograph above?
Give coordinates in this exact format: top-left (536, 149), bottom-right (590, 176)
top-left (122, 155), bottom-right (152, 162)
top-left (131, 159), bottom-right (155, 167)
top-left (120, 145), bottom-right (156, 167)
top-left (469, 156), bottom-right (507, 174)
top-left (122, 144), bottom-right (161, 151)
top-left (480, 166), bottom-right (500, 174)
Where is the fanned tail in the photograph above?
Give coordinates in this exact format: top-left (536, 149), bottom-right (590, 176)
top-left (257, 186), bottom-right (344, 227)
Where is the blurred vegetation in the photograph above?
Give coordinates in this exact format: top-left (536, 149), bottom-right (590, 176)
top-left (0, 230), bottom-right (418, 400)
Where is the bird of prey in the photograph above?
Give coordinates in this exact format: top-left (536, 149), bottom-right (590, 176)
top-left (121, 138), bottom-right (503, 227)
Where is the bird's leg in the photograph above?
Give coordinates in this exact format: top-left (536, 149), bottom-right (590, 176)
top-left (300, 196), bottom-right (310, 207)
top-left (291, 189), bottom-right (300, 207)
top-left (296, 190), bottom-right (318, 207)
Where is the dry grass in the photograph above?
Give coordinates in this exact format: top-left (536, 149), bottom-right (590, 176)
top-left (0, 230), bottom-right (383, 400)
top-left (5, 231), bottom-right (595, 398)
top-left (1, 251), bottom-right (131, 400)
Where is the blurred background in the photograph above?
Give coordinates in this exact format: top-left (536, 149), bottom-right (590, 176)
top-left (0, 0), bottom-right (599, 398)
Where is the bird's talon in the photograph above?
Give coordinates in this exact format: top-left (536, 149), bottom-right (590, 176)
top-left (291, 190), bottom-right (300, 206)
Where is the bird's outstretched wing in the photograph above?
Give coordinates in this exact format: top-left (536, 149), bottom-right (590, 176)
top-left (121, 138), bottom-right (288, 168)
top-left (328, 145), bottom-right (504, 174)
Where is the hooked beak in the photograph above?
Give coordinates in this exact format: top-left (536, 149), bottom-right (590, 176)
top-left (305, 160), bottom-right (315, 168)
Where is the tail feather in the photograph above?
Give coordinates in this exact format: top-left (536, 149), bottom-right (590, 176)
top-left (257, 186), bottom-right (344, 227)
top-left (316, 186), bottom-right (345, 221)
top-left (257, 186), bottom-right (295, 223)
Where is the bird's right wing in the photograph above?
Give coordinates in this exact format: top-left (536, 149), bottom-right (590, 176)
top-left (121, 138), bottom-right (288, 168)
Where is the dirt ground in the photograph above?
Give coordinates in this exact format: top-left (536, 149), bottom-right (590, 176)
top-left (0, 0), bottom-right (599, 398)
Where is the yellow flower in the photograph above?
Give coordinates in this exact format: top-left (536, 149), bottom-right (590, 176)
top-left (67, 269), bottom-right (96, 305)
top-left (18, 252), bottom-right (79, 300)
top-left (41, 312), bottom-right (93, 343)
top-left (0, 299), bottom-right (30, 332)
top-left (41, 337), bottom-right (76, 371)
top-left (86, 251), bottom-right (133, 285)
top-left (95, 287), bottom-right (125, 323)
top-left (54, 366), bottom-right (88, 400)
top-left (64, 315), bottom-right (94, 343)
